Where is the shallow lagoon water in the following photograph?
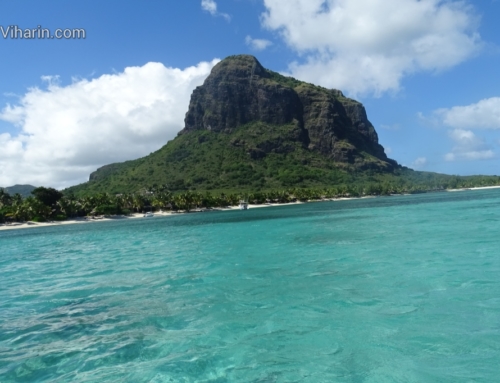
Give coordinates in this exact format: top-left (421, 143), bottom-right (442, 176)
top-left (1, 189), bottom-right (500, 382)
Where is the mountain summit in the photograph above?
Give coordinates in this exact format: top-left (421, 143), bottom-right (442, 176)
top-left (67, 55), bottom-right (402, 195)
top-left (180, 55), bottom-right (396, 169)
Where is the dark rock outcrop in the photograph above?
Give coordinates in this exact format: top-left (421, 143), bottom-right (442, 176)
top-left (180, 55), bottom-right (397, 170)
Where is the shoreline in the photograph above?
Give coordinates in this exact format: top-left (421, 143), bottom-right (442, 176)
top-left (0, 201), bottom-right (305, 231)
top-left (446, 185), bottom-right (500, 192)
top-left (1, 186), bottom-right (499, 232)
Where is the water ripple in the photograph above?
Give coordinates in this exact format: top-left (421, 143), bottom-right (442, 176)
top-left (1, 189), bottom-right (500, 382)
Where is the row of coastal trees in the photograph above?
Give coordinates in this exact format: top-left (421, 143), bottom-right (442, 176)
top-left (0, 186), bottom-right (252, 223)
top-left (1, 176), bottom-right (500, 224)
top-left (0, 186), bottom-right (247, 223)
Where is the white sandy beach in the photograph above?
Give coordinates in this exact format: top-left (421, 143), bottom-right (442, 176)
top-left (446, 185), bottom-right (500, 192)
top-left (1, 186), bottom-right (499, 232)
top-left (0, 202), bottom-right (304, 231)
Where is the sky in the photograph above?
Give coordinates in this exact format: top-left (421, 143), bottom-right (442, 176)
top-left (1, 0), bottom-right (500, 189)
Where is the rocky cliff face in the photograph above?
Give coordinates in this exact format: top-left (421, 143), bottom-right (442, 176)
top-left (180, 55), bottom-right (397, 169)
top-left (182, 55), bottom-right (302, 133)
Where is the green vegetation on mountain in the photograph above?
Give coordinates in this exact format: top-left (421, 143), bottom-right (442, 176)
top-left (63, 55), bottom-right (499, 198)
top-left (62, 123), bottom-right (500, 197)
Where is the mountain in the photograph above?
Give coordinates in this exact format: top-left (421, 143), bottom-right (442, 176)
top-left (65, 55), bottom-right (457, 196)
top-left (1, 184), bottom-right (37, 197)
top-left (180, 55), bottom-right (396, 170)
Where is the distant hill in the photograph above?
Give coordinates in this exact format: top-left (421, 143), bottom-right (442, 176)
top-left (65, 55), bottom-right (498, 196)
top-left (1, 184), bottom-right (37, 197)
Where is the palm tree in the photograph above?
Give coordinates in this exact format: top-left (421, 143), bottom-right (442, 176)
top-left (23, 197), bottom-right (51, 221)
top-left (57, 198), bottom-right (79, 218)
top-left (132, 194), bottom-right (145, 213)
top-left (192, 192), bottom-right (203, 209)
top-left (201, 192), bottom-right (216, 208)
top-left (172, 193), bottom-right (187, 211)
top-left (0, 189), bottom-right (12, 208)
top-left (79, 196), bottom-right (96, 216)
top-left (155, 190), bottom-right (173, 210)
top-left (120, 194), bottom-right (134, 211)
top-left (183, 192), bottom-right (196, 211)
top-left (5, 194), bottom-right (27, 221)
top-left (226, 193), bottom-right (239, 206)
top-left (11, 193), bottom-right (23, 205)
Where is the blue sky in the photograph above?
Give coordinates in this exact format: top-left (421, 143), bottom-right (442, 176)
top-left (1, 0), bottom-right (500, 188)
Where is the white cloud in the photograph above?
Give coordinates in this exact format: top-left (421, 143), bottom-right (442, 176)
top-left (261, 0), bottom-right (481, 96)
top-left (444, 129), bottom-right (494, 161)
top-left (201, 0), bottom-right (217, 15)
top-left (384, 146), bottom-right (392, 154)
top-left (411, 157), bottom-right (427, 169)
top-left (245, 35), bottom-right (273, 51)
top-left (427, 99), bottom-right (500, 161)
top-left (0, 59), bottom-right (219, 189)
top-left (444, 151), bottom-right (494, 161)
top-left (201, 0), bottom-right (231, 21)
top-left (448, 128), bottom-right (476, 142)
top-left (435, 97), bottom-right (500, 130)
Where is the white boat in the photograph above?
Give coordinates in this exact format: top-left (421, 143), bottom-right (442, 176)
top-left (239, 201), bottom-right (248, 210)
top-left (143, 212), bottom-right (154, 217)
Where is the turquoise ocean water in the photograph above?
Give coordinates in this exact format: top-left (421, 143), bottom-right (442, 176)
top-left (1, 189), bottom-right (500, 382)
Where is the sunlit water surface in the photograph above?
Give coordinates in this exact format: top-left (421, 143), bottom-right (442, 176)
top-left (1, 189), bottom-right (500, 382)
